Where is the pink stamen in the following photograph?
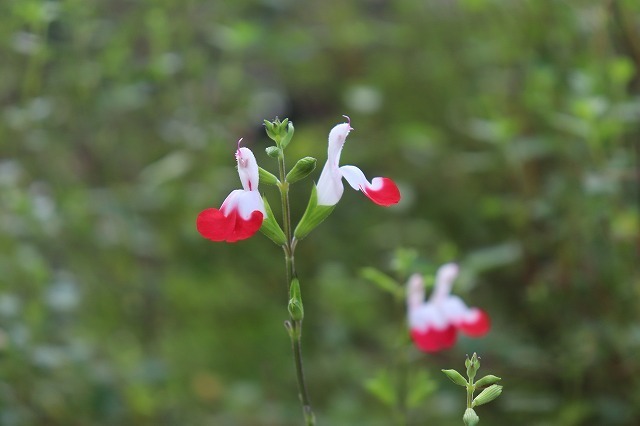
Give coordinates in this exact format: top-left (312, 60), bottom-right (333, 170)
top-left (342, 115), bottom-right (353, 130)
top-left (235, 138), bottom-right (248, 168)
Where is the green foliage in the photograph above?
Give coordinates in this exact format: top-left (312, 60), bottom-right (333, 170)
top-left (1, 0), bottom-right (639, 424)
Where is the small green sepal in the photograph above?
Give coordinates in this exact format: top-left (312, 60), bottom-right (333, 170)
top-left (474, 375), bottom-right (501, 388)
top-left (294, 185), bottom-right (335, 240)
top-left (472, 384), bottom-right (503, 407)
top-left (259, 167), bottom-right (279, 185)
top-left (264, 120), bottom-right (276, 139)
top-left (463, 408), bottom-right (479, 426)
top-left (280, 121), bottom-right (294, 149)
top-left (286, 157), bottom-right (316, 184)
top-left (288, 278), bottom-right (304, 321)
top-left (259, 196), bottom-right (287, 246)
top-left (442, 369), bottom-right (467, 387)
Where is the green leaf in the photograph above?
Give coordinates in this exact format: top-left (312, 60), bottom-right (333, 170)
top-left (363, 370), bottom-right (395, 407)
top-left (407, 370), bottom-right (437, 408)
top-left (360, 267), bottom-right (403, 300)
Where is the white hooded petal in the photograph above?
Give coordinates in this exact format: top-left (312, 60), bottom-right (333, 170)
top-left (236, 147), bottom-right (259, 192)
top-left (430, 263), bottom-right (459, 302)
top-left (315, 121), bottom-right (352, 206)
top-left (406, 274), bottom-right (426, 311)
top-left (327, 122), bottom-right (351, 166)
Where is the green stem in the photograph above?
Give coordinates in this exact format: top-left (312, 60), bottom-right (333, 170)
top-left (278, 150), bottom-right (315, 425)
top-left (394, 345), bottom-right (409, 426)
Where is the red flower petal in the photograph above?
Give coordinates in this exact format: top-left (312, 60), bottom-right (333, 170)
top-left (410, 325), bottom-right (457, 352)
top-left (196, 208), bottom-right (263, 243)
top-left (197, 208), bottom-right (233, 241)
top-left (225, 210), bottom-right (264, 243)
top-left (458, 310), bottom-right (491, 337)
top-left (363, 177), bottom-right (401, 206)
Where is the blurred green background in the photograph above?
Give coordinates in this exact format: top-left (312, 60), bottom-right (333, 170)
top-left (1, 0), bottom-right (639, 424)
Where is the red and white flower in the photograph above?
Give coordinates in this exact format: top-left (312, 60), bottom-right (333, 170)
top-left (196, 144), bottom-right (266, 243)
top-left (407, 263), bottom-right (490, 352)
top-left (316, 117), bottom-right (401, 207)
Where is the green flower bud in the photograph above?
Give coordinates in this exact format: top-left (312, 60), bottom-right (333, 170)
top-left (463, 408), bottom-right (479, 426)
top-left (472, 384), bottom-right (503, 408)
top-left (258, 167), bottom-right (279, 185)
top-left (294, 185), bottom-right (335, 240)
top-left (264, 118), bottom-right (294, 149)
top-left (442, 369), bottom-right (468, 387)
top-left (266, 146), bottom-right (280, 158)
top-left (286, 157), bottom-right (316, 184)
top-left (474, 375), bottom-right (501, 388)
top-left (288, 278), bottom-right (304, 321)
top-left (259, 196), bottom-right (287, 246)
top-left (466, 353), bottom-right (480, 381)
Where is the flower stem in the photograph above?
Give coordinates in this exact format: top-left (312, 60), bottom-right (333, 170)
top-left (278, 151), bottom-right (315, 425)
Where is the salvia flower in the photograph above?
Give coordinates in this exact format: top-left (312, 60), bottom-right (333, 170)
top-left (316, 116), bottom-right (401, 207)
top-left (196, 143), bottom-right (266, 243)
top-left (406, 263), bottom-right (490, 352)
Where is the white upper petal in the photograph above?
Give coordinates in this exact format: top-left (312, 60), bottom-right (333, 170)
top-left (236, 147), bottom-right (259, 192)
top-left (327, 122), bottom-right (351, 167)
top-left (430, 263), bottom-right (459, 302)
top-left (406, 273), bottom-right (425, 310)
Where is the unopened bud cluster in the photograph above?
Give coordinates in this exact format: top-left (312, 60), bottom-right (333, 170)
top-left (442, 353), bottom-right (503, 425)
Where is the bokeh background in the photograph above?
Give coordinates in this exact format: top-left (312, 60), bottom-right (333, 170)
top-left (2, 0), bottom-right (639, 424)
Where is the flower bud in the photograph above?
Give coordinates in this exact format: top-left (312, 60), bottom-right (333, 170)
top-left (474, 375), bottom-right (501, 388)
top-left (265, 146), bottom-right (280, 158)
top-left (258, 167), bottom-right (279, 185)
top-left (264, 118), bottom-right (294, 149)
top-left (463, 408), bottom-right (479, 426)
top-left (294, 185), bottom-right (335, 240)
top-left (442, 369), bottom-right (468, 387)
top-left (288, 278), bottom-right (304, 321)
top-left (286, 157), bottom-right (317, 184)
top-left (472, 384), bottom-right (503, 407)
top-left (466, 353), bottom-right (480, 381)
